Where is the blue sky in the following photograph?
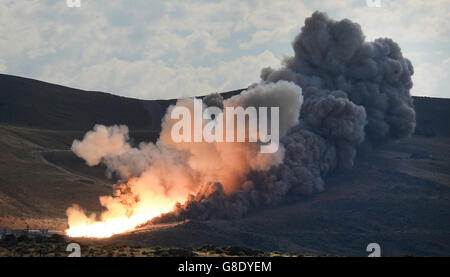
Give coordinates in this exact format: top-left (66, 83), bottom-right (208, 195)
top-left (0, 0), bottom-right (449, 99)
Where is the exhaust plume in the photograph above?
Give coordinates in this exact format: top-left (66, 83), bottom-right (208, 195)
top-left (67, 81), bottom-right (302, 236)
top-left (66, 11), bottom-right (415, 237)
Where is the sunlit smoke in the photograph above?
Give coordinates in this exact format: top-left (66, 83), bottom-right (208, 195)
top-left (66, 81), bottom-right (302, 237)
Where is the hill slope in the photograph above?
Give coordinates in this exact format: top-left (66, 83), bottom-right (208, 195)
top-left (0, 74), bottom-right (168, 131)
top-left (0, 74), bottom-right (449, 256)
top-left (0, 74), bottom-right (242, 132)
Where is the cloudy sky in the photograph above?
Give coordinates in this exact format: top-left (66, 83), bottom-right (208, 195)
top-left (0, 0), bottom-right (448, 99)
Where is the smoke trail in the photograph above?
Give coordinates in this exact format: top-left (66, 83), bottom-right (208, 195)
top-left (67, 11), bottom-right (415, 233)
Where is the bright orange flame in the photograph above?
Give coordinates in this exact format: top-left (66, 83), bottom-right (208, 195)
top-left (65, 210), bottom-right (165, 238)
top-left (65, 176), bottom-right (191, 238)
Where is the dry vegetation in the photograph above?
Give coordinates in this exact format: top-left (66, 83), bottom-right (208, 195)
top-left (0, 234), bottom-right (304, 257)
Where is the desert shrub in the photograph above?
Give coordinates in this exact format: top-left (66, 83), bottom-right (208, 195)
top-left (197, 245), bottom-right (217, 252)
top-left (223, 246), bottom-right (263, 256)
top-left (155, 250), bottom-right (170, 257)
top-left (154, 248), bottom-right (196, 257)
top-left (33, 236), bottom-right (43, 243)
top-left (141, 250), bottom-right (151, 256)
top-left (15, 246), bottom-right (30, 255)
top-left (0, 234), bottom-right (17, 247)
top-left (17, 235), bottom-right (30, 243)
top-left (48, 234), bottom-right (66, 243)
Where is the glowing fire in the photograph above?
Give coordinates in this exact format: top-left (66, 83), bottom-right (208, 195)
top-left (65, 85), bottom-right (295, 238)
top-left (65, 176), bottom-right (192, 238)
top-left (66, 213), bottom-right (154, 238)
top-left (65, 201), bottom-right (175, 238)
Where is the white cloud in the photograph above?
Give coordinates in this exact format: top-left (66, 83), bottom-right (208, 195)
top-left (0, 0), bottom-right (448, 99)
top-left (412, 58), bottom-right (450, 98)
top-left (333, 0), bottom-right (450, 43)
top-left (39, 50), bottom-right (279, 100)
top-left (178, 31), bottom-right (225, 64)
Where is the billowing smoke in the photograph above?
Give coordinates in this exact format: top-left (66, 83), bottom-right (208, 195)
top-left (67, 11), bottom-right (415, 235)
top-left (67, 81), bottom-right (302, 235)
top-left (160, 11), bottom-right (415, 221)
top-left (261, 11), bottom-right (415, 144)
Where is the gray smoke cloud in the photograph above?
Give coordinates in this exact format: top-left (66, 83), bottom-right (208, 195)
top-left (68, 11), bottom-right (416, 228)
top-left (261, 11), bottom-right (415, 143)
top-left (156, 11), bottom-right (415, 222)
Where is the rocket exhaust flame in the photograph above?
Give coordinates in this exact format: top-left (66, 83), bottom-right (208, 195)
top-left (65, 11), bottom-right (415, 238)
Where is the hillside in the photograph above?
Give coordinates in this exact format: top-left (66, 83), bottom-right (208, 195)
top-left (0, 74), bottom-right (242, 132)
top-left (0, 74), bottom-right (156, 131)
top-left (0, 74), bottom-right (449, 256)
top-left (413, 96), bottom-right (450, 137)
